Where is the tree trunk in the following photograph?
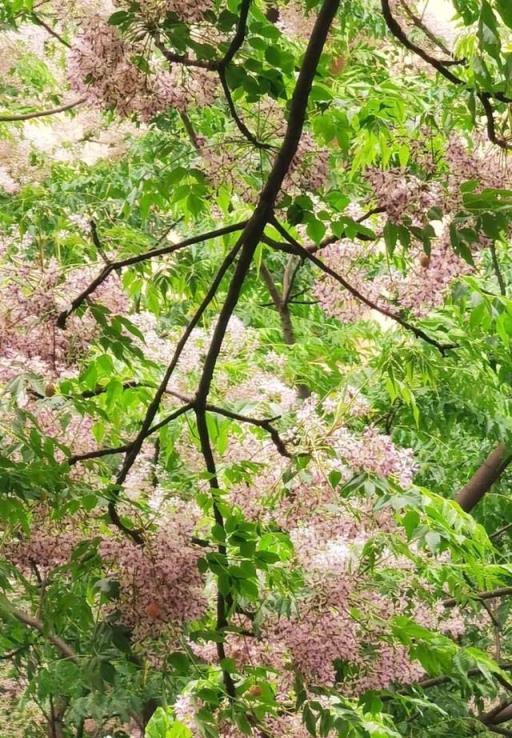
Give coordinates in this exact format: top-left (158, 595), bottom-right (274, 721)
top-left (455, 442), bottom-right (512, 512)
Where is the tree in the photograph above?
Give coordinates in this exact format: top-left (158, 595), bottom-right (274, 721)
top-left (1, 0), bottom-right (512, 736)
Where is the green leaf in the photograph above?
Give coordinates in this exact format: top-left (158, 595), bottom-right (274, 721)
top-left (306, 218), bottom-right (326, 244)
top-left (496, 0), bottom-right (512, 29)
top-left (479, 1), bottom-right (501, 59)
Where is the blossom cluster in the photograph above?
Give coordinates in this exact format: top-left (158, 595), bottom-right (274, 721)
top-left (99, 500), bottom-right (206, 643)
top-left (0, 250), bottom-right (128, 382)
top-left (68, 16), bottom-right (217, 120)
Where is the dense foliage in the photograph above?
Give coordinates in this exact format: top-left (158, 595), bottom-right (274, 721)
top-left (2, 0), bottom-right (512, 736)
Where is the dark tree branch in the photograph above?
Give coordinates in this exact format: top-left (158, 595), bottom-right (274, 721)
top-left (219, 0), bottom-right (252, 68)
top-left (67, 239), bottom-right (242, 543)
top-left (282, 255), bottom-right (303, 305)
top-left (269, 218), bottom-right (456, 354)
top-left (218, 70), bottom-right (271, 150)
top-left (259, 262), bottom-right (310, 398)
top-left (261, 206), bottom-right (385, 256)
top-left (482, 701), bottom-right (512, 726)
top-left (380, 0), bottom-right (512, 152)
top-left (479, 94), bottom-right (512, 151)
top-left (31, 12), bottom-right (71, 48)
top-left (396, 0), bottom-right (454, 58)
top-left (489, 728), bottom-right (512, 737)
top-left (68, 443), bottom-right (132, 466)
top-left (206, 403), bottom-right (291, 457)
top-left (189, 0), bottom-right (341, 704)
top-left (443, 587), bottom-right (512, 608)
top-left (489, 241), bottom-right (507, 295)
top-left (57, 221), bottom-right (247, 328)
top-left (194, 408), bottom-right (237, 699)
top-left (180, 112), bottom-right (201, 150)
top-left (0, 603), bottom-right (79, 664)
top-left (89, 220), bottom-right (111, 266)
top-left (165, 388), bottom-right (292, 457)
top-left (455, 442), bottom-right (512, 512)
top-left (143, 403), bottom-right (192, 436)
top-left (153, 36), bottom-right (217, 70)
top-left (410, 663), bottom-right (512, 690)
top-left (155, 4), bottom-right (271, 150)
top-left (491, 707), bottom-right (512, 727)
top-left (105, 240), bottom-right (244, 546)
top-left (195, 0), bottom-right (341, 409)
top-left (0, 97), bottom-right (86, 122)
top-left (380, 0), bottom-right (463, 84)
top-left (491, 522), bottom-right (512, 541)
top-left (0, 645), bottom-right (29, 660)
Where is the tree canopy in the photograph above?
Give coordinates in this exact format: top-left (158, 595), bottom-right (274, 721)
top-left (2, 0), bottom-right (512, 736)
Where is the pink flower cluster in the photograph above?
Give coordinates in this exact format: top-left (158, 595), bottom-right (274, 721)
top-left (282, 132), bottom-right (330, 195)
top-left (68, 16), bottom-right (217, 120)
top-left (366, 167), bottom-right (442, 226)
top-left (99, 502), bottom-right (206, 642)
top-left (116, 0), bottom-right (213, 23)
top-left (391, 231), bottom-right (473, 316)
top-left (313, 226), bottom-right (473, 322)
top-left (331, 426), bottom-right (417, 488)
top-left (3, 519), bottom-right (80, 575)
top-left (0, 251), bottom-right (129, 382)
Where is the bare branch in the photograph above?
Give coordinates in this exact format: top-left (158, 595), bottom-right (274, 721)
top-left (57, 221), bottom-right (247, 328)
top-left (396, 0), bottom-right (454, 58)
top-left (491, 522), bottom-right (512, 541)
top-left (110, 239), bottom-right (244, 522)
top-left (380, 0), bottom-right (466, 87)
top-left (380, 0), bottom-right (512, 154)
top-left (154, 3), bottom-right (271, 150)
top-left (489, 728), bottom-right (512, 737)
top-left (479, 93), bottom-right (512, 151)
top-left (0, 602), bottom-right (79, 664)
top-left (68, 443), bottom-right (132, 466)
top-left (194, 408), bottom-right (237, 699)
top-left (195, 0), bottom-right (341, 408)
top-left (282, 255), bottom-right (303, 305)
top-left (180, 112), bottom-right (201, 150)
top-left (190, 0), bottom-right (341, 703)
top-left (89, 220), bottom-right (111, 266)
top-left (482, 701), bottom-right (512, 726)
top-left (410, 662), bottom-right (512, 691)
top-left (164, 387), bottom-right (291, 456)
top-left (32, 11), bottom-right (71, 48)
top-left (259, 261), bottom-right (310, 398)
top-left (218, 70), bottom-right (272, 150)
top-left (153, 36), bottom-right (217, 70)
top-left (219, 0), bottom-right (252, 68)
top-left (262, 206), bottom-right (384, 256)
top-left (0, 97), bottom-right (86, 122)
top-left (443, 587), bottom-right (512, 608)
top-left (269, 218), bottom-right (456, 354)
top-left (490, 242), bottom-right (507, 295)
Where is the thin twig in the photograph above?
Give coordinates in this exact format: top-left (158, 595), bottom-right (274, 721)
top-left (218, 69), bottom-right (271, 150)
top-left (490, 242), bottom-right (507, 295)
top-left (411, 662), bottom-right (512, 690)
top-left (57, 221), bottom-right (247, 327)
top-left (491, 522), bottom-right (512, 541)
top-left (32, 12), bottom-right (71, 48)
top-left (269, 218), bottom-right (456, 354)
top-left (0, 97), bottom-right (86, 122)
top-left (0, 603), bottom-right (79, 664)
top-left (397, 0), bottom-right (453, 58)
top-left (443, 587), bottom-right (512, 608)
